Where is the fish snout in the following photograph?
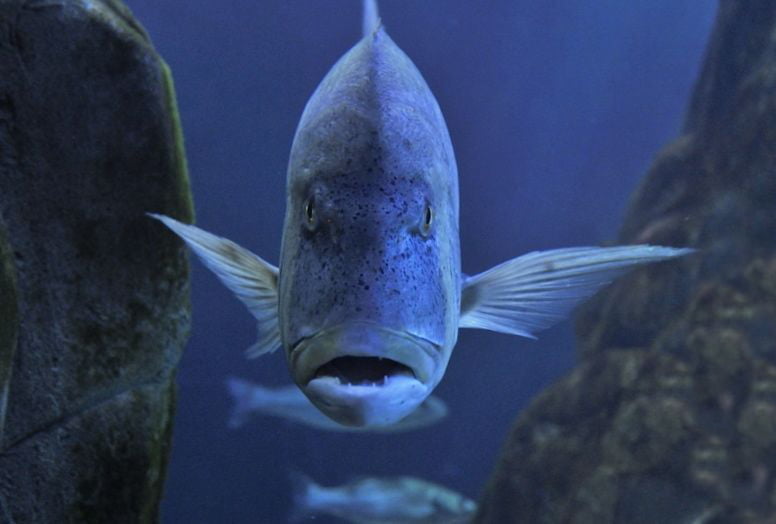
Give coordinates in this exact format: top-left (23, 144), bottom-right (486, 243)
top-left (289, 321), bottom-right (440, 427)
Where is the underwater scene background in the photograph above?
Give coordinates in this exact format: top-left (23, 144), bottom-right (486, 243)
top-left (123, 1), bottom-right (717, 522)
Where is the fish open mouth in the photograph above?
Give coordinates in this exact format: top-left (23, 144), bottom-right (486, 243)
top-left (290, 321), bottom-right (437, 387)
top-left (313, 356), bottom-right (416, 385)
top-left (289, 321), bottom-right (441, 426)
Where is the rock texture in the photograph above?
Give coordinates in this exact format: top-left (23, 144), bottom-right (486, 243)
top-left (0, 1), bottom-right (192, 522)
top-left (0, 222), bottom-right (16, 448)
top-left (476, 1), bottom-right (776, 523)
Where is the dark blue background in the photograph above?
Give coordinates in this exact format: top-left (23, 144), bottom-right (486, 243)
top-left (123, 1), bottom-right (717, 522)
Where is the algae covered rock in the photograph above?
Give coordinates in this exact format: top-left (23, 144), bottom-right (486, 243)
top-left (476, 1), bottom-right (776, 522)
top-left (0, 0), bottom-right (192, 521)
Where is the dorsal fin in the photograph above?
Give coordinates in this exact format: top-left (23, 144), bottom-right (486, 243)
top-left (362, 0), bottom-right (380, 38)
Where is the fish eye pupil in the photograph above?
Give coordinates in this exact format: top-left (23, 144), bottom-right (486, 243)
top-left (420, 204), bottom-right (433, 235)
top-left (304, 198), bottom-right (316, 228)
top-left (416, 203), bottom-right (433, 237)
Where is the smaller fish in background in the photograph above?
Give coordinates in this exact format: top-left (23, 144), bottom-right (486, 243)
top-left (290, 472), bottom-right (477, 524)
top-left (226, 377), bottom-right (447, 433)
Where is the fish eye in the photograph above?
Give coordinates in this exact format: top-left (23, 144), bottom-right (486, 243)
top-left (419, 203), bottom-right (433, 237)
top-left (303, 197), bottom-right (317, 230)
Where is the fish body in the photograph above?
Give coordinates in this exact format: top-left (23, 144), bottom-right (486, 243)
top-left (291, 473), bottom-right (476, 524)
top-left (149, 2), bottom-right (693, 428)
top-left (278, 18), bottom-right (460, 427)
top-left (226, 377), bottom-right (447, 433)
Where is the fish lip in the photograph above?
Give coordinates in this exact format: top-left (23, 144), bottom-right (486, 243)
top-left (304, 374), bottom-right (431, 427)
top-left (289, 320), bottom-right (440, 387)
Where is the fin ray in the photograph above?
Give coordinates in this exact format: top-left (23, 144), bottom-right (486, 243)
top-left (459, 245), bottom-right (693, 337)
top-left (148, 213), bottom-right (281, 357)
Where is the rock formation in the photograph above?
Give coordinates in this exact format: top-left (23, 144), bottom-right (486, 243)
top-left (0, 1), bottom-right (192, 522)
top-left (476, 1), bottom-right (776, 522)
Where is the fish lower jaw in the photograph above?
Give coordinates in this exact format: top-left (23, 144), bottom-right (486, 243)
top-left (304, 374), bottom-right (430, 427)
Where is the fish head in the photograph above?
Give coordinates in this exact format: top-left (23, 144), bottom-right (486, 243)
top-left (278, 28), bottom-right (461, 427)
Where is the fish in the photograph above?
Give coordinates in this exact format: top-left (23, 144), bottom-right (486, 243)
top-left (148, 1), bottom-right (693, 428)
top-left (226, 377), bottom-right (447, 433)
top-left (290, 472), bottom-right (477, 524)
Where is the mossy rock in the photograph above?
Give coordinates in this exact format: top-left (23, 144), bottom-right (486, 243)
top-left (0, 1), bottom-right (192, 521)
top-left (476, 1), bottom-right (776, 522)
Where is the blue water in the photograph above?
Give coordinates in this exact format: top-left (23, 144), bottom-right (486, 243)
top-left (123, 1), bottom-right (717, 522)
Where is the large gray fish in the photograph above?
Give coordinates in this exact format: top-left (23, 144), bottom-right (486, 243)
top-left (226, 377), bottom-right (447, 433)
top-left (150, 2), bottom-right (691, 427)
top-left (290, 472), bottom-right (477, 524)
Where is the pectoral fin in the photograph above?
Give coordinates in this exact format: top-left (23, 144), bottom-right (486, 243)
top-left (459, 245), bottom-right (693, 338)
top-left (149, 213), bottom-right (281, 357)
